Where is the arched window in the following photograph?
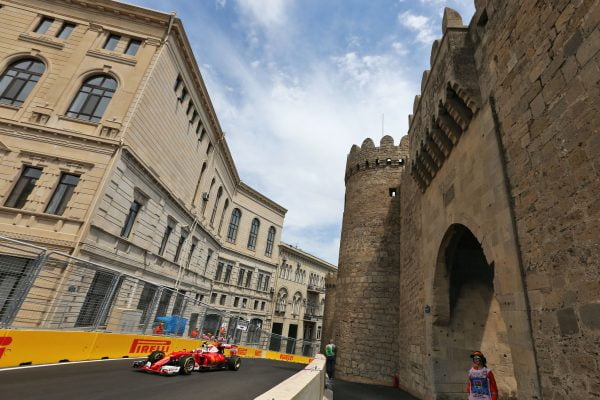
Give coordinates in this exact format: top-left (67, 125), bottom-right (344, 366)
top-left (276, 288), bottom-right (287, 312)
top-left (0, 58), bottom-right (45, 106)
top-left (227, 208), bottom-right (241, 242)
top-left (203, 178), bottom-right (216, 216)
top-left (218, 198), bottom-right (229, 234)
top-left (265, 226), bottom-right (276, 257)
top-left (292, 292), bottom-right (302, 315)
top-left (210, 186), bottom-right (222, 226)
top-left (66, 75), bottom-right (117, 122)
top-left (247, 218), bottom-right (260, 250)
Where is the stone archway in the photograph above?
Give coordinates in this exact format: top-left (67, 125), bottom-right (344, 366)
top-left (431, 224), bottom-right (517, 400)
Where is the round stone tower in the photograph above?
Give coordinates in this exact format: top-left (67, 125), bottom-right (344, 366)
top-left (334, 134), bottom-right (408, 385)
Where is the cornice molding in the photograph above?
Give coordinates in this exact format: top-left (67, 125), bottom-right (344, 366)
top-left (18, 33), bottom-right (64, 50)
top-left (45, 0), bottom-right (171, 26)
top-left (0, 230), bottom-right (75, 249)
top-left (18, 149), bottom-right (95, 169)
top-left (86, 49), bottom-right (137, 66)
top-left (239, 182), bottom-right (287, 217)
top-left (280, 242), bottom-right (337, 271)
top-left (0, 123), bottom-right (118, 155)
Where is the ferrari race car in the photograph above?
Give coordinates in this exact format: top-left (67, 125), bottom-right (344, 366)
top-left (132, 343), bottom-right (241, 375)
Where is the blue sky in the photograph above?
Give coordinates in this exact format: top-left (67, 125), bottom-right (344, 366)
top-left (123, 0), bottom-right (475, 264)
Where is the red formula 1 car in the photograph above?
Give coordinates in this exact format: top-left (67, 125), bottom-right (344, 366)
top-left (132, 343), bottom-right (241, 375)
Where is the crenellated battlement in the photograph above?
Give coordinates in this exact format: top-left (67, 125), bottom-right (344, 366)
top-left (344, 135), bottom-right (409, 183)
top-left (406, 7), bottom-right (484, 193)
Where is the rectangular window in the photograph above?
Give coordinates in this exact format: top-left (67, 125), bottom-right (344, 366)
top-left (253, 300), bottom-right (258, 310)
top-left (179, 87), bottom-right (188, 102)
top-left (233, 297), bottom-right (240, 307)
top-left (155, 290), bottom-right (172, 317)
top-left (263, 275), bottom-right (270, 292)
top-left (204, 248), bottom-right (213, 274)
top-left (256, 273), bottom-right (264, 291)
top-left (103, 34), bottom-right (121, 51)
top-left (55, 22), bottom-right (75, 39)
top-left (172, 290), bottom-right (186, 315)
top-left (241, 298), bottom-right (247, 308)
top-left (245, 271), bottom-right (252, 288)
top-left (174, 230), bottom-right (188, 262)
top-left (210, 293), bottom-right (217, 304)
top-left (45, 173), bottom-right (80, 216)
top-left (214, 262), bottom-right (224, 281)
top-left (174, 75), bottom-right (182, 91)
top-left (0, 256), bottom-right (34, 322)
top-left (261, 301), bottom-right (266, 311)
top-left (136, 282), bottom-right (157, 325)
top-left (190, 110), bottom-right (198, 124)
top-left (186, 102), bottom-right (194, 116)
top-left (158, 224), bottom-right (173, 256)
top-left (223, 264), bottom-right (233, 283)
top-left (75, 272), bottom-right (122, 327)
top-left (124, 39), bottom-right (141, 56)
top-left (219, 294), bottom-right (226, 306)
top-left (34, 17), bottom-right (54, 34)
top-left (120, 200), bottom-right (141, 238)
top-left (186, 238), bottom-right (197, 267)
top-left (237, 268), bottom-right (245, 286)
top-left (5, 166), bottom-right (42, 209)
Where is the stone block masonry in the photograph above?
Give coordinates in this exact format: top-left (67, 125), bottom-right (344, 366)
top-left (324, 1), bottom-right (599, 399)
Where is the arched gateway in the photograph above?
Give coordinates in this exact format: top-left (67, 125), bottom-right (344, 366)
top-left (431, 224), bottom-right (517, 399)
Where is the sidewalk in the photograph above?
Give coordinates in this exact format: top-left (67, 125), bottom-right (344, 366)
top-left (330, 379), bottom-right (419, 400)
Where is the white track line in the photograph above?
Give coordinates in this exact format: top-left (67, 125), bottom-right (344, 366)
top-left (0, 357), bottom-right (145, 371)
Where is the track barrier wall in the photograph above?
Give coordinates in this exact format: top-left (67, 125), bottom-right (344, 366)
top-left (0, 329), bottom-right (313, 368)
top-left (255, 354), bottom-right (326, 400)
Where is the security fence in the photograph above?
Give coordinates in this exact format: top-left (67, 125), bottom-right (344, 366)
top-left (0, 236), bottom-right (321, 357)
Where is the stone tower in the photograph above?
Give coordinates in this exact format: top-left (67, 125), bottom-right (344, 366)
top-left (334, 135), bottom-right (408, 385)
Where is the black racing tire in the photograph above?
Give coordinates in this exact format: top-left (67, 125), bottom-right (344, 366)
top-left (227, 355), bottom-right (241, 371)
top-left (179, 355), bottom-right (195, 375)
top-left (148, 350), bottom-right (165, 364)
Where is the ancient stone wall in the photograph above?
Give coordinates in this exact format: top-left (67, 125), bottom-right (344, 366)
top-left (326, 1), bottom-right (599, 399)
top-left (471, 1), bottom-right (600, 398)
top-left (335, 135), bottom-right (406, 385)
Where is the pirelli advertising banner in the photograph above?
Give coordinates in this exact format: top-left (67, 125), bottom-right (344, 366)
top-left (0, 330), bottom-right (313, 368)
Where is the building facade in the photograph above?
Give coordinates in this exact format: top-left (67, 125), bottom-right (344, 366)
top-left (326, 2), bottom-right (598, 400)
top-left (0, 0), bottom-right (288, 337)
top-left (271, 242), bottom-right (337, 356)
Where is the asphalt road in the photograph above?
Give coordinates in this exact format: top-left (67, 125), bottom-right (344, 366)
top-left (0, 357), bottom-right (305, 400)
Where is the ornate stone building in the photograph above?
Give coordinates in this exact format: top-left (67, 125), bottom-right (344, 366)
top-left (0, 0), bottom-right (287, 334)
top-left (270, 242), bottom-right (337, 355)
top-left (326, 2), bottom-right (599, 399)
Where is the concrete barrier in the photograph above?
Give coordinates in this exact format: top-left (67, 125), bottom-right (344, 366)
top-left (254, 354), bottom-right (326, 400)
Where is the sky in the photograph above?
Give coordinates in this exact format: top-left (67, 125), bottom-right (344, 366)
top-left (123, 0), bottom-right (475, 265)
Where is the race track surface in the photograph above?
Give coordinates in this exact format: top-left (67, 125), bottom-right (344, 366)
top-left (0, 358), bottom-right (305, 400)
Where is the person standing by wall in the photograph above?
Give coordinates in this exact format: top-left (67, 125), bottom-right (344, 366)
top-left (466, 351), bottom-right (498, 400)
top-left (325, 339), bottom-right (336, 379)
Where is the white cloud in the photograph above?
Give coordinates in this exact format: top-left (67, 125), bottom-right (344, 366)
top-left (398, 11), bottom-right (437, 44)
top-left (197, 36), bottom-right (417, 263)
top-left (392, 41), bottom-right (409, 55)
top-left (236, 0), bottom-right (288, 27)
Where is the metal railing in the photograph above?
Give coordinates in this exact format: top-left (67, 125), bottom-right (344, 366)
top-left (0, 236), bottom-right (321, 357)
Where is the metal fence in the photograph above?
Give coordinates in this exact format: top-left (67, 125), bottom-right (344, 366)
top-left (0, 236), bottom-right (321, 357)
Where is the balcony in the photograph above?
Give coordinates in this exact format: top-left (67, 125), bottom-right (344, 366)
top-left (307, 283), bottom-right (325, 293)
top-left (303, 303), bottom-right (322, 321)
